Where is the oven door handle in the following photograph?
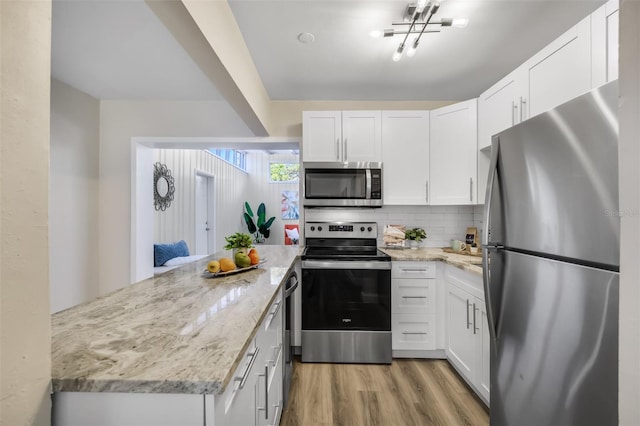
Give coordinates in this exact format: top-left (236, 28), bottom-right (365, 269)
top-left (301, 260), bottom-right (391, 270)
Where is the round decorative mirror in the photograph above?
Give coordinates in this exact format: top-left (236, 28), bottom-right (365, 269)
top-left (153, 162), bottom-right (175, 211)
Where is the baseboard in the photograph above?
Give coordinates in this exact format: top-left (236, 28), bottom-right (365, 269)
top-left (392, 349), bottom-right (447, 359)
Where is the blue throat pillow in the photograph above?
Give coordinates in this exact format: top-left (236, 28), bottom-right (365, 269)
top-left (154, 240), bottom-right (190, 267)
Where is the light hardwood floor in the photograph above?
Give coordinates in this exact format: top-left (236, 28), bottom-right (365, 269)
top-left (281, 358), bottom-right (489, 426)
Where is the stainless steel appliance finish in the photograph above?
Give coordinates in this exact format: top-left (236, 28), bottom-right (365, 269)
top-left (483, 81), bottom-right (619, 426)
top-left (283, 271), bottom-right (298, 408)
top-left (301, 222), bottom-right (392, 364)
top-left (303, 162), bottom-right (383, 207)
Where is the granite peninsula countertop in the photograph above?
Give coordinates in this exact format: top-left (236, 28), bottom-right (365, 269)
top-left (379, 247), bottom-right (483, 276)
top-left (51, 245), bottom-right (301, 395)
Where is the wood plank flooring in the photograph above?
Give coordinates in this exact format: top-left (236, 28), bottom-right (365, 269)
top-left (280, 358), bottom-right (489, 426)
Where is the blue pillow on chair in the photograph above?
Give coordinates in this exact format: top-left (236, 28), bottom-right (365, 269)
top-left (154, 240), bottom-right (190, 267)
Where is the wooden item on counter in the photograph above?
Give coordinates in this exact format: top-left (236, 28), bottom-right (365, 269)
top-left (442, 247), bottom-right (483, 258)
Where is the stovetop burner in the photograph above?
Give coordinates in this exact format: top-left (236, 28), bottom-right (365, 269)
top-left (302, 221), bottom-right (391, 261)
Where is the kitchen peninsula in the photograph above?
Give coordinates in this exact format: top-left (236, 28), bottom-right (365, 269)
top-left (51, 245), bottom-right (300, 426)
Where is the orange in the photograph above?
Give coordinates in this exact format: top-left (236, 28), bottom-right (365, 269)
top-left (248, 249), bottom-right (260, 265)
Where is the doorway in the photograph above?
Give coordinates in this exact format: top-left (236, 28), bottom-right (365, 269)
top-left (195, 170), bottom-right (215, 255)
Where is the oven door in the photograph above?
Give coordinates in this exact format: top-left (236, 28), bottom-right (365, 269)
top-left (300, 260), bottom-right (392, 364)
top-left (301, 260), bottom-right (391, 331)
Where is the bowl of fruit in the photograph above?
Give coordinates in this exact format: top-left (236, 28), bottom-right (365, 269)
top-left (204, 233), bottom-right (264, 277)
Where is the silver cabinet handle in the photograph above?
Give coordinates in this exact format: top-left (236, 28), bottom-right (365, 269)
top-left (466, 299), bottom-right (471, 329)
top-left (265, 300), bottom-right (281, 329)
top-left (473, 302), bottom-right (479, 335)
top-left (402, 331), bottom-right (427, 335)
top-left (401, 268), bottom-right (428, 272)
top-left (257, 365), bottom-right (269, 420)
top-left (401, 295), bottom-right (427, 299)
top-left (343, 138), bottom-right (348, 161)
top-left (335, 138), bottom-right (340, 161)
top-left (234, 346), bottom-right (259, 389)
top-left (469, 177), bottom-right (473, 202)
top-left (426, 180), bottom-right (429, 203)
top-left (520, 96), bottom-right (527, 122)
top-left (512, 101), bottom-right (517, 125)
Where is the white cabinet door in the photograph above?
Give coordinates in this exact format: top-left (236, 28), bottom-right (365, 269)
top-left (592, 0), bottom-right (619, 87)
top-left (477, 67), bottom-right (526, 151)
top-left (524, 16), bottom-right (592, 119)
top-left (446, 284), bottom-right (475, 378)
top-left (302, 111), bottom-right (381, 162)
top-left (342, 111), bottom-right (382, 162)
top-left (430, 99), bottom-right (478, 205)
top-left (302, 111), bottom-right (341, 162)
top-left (381, 111), bottom-right (429, 205)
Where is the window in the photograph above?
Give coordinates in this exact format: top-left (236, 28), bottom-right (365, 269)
top-left (207, 149), bottom-right (247, 171)
top-left (270, 162), bottom-right (300, 183)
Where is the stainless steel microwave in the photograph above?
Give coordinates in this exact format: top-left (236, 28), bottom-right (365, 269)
top-left (303, 162), bottom-right (383, 207)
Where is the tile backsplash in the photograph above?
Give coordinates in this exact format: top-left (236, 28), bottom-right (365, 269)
top-left (304, 205), bottom-right (478, 248)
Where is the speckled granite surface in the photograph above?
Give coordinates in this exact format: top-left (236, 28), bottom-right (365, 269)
top-left (380, 247), bottom-right (483, 276)
top-left (51, 245), bottom-right (301, 395)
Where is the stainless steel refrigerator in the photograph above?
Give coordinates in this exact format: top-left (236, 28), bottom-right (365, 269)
top-left (482, 81), bottom-right (619, 426)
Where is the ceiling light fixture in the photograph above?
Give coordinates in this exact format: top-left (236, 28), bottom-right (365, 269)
top-left (372, 1), bottom-right (468, 61)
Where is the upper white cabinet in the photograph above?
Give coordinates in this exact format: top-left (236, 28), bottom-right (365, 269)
top-left (302, 111), bottom-right (381, 162)
top-left (591, 0), bottom-right (619, 87)
top-left (381, 111), bottom-right (430, 205)
top-left (477, 67), bottom-right (527, 150)
top-left (524, 16), bottom-right (592, 119)
top-left (430, 99), bottom-right (478, 205)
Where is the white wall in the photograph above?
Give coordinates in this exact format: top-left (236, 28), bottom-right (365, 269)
top-left (304, 205), bottom-right (475, 247)
top-left (50, 79), bottom-right (100, 313)
top-left (0, 1), bottom-right (52, 424)
top-left (153, 149), bottom-right (250, 253)
top-left (618, 1), bottom-right (640, 423)
top-left (244, 151), bottom-right (299, 245)
top-left (99, 101), bottom-right (254, 295)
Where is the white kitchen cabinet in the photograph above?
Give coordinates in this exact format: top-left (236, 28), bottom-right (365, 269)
top-left (477, 67), bottom-right (527, 151)
top-left (381, 111), bottom-right (430, 205)
top-left (391, 261), bottom-right (440, 354)
top-left (445, 265), bottom-right (489, 405)
top-left (302, 111), bottom-right (381, 162)
top-left (523, 15), bottom-right (592, 120)
top-left (430, 99), bottom-right (478, 205)
top-left (216, 290), bottom-right (284, 426)
top-left (591, 0), bottom-right (619, 87)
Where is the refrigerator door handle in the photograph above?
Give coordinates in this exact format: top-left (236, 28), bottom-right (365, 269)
top-left (482, 138), bottom-right (501, 342)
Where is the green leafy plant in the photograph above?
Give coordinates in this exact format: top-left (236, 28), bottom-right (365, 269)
top-left (223, 232), bottom-right (254, 250)
top-left (243, 202), bottom-right (276, 242)
top-left (404, 227), bottom-right (427, 242)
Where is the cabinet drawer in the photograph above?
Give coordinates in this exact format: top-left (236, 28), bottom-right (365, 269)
top-left (392, 261), bottom-right (437, 279)
top-left (392, 278), bottom-right (436, 314)
top-left (392, 314), bottom-right (436, 350)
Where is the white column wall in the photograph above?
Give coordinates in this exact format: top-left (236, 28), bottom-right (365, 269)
top-left (0, 1), bottom-right (52, 424)
top-left (50, 79), bottom-right (100, 313)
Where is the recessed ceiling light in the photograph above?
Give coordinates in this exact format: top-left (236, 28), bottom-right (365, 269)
top-left (297, 32), bottom-right (315, 44)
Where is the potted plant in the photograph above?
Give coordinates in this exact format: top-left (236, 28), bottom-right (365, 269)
top-left (224, 232), bottom-right (253, 255)
top-left (243, 202), bottom-right (276, 243)
top-left (405, 227), bottom-right (427, 249)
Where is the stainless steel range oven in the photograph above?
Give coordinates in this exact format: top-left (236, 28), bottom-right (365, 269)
top-left (301, 222), bottom-right (392, 364)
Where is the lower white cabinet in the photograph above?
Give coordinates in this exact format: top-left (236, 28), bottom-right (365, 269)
top-left (445, 265), bottom-right (490, 405)
top-left (219, 290), bottom-right (284, 426)
top-left (391, 262), bottom-right (440, 354)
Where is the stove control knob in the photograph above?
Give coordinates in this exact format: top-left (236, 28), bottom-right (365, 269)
top-left (318, 226), bottom-right (323, 232)
top-left (367, 227), bottom-right (373, 232)
top-left (310, 226), bottom-right (315, 232)
top-left (360, 226), bottom-right (365, 232)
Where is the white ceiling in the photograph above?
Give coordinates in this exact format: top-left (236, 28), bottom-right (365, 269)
top-left (51, 0), bottom-right (604, 102)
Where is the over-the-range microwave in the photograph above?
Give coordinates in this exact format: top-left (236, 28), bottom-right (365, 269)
top-left (303, 162), bottom-right (383, 207)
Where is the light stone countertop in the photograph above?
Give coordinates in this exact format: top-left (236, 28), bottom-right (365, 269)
top-left (379, 247), bottom-right (483, 276)
top-left (51, 245), bottom-right (301, 395)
